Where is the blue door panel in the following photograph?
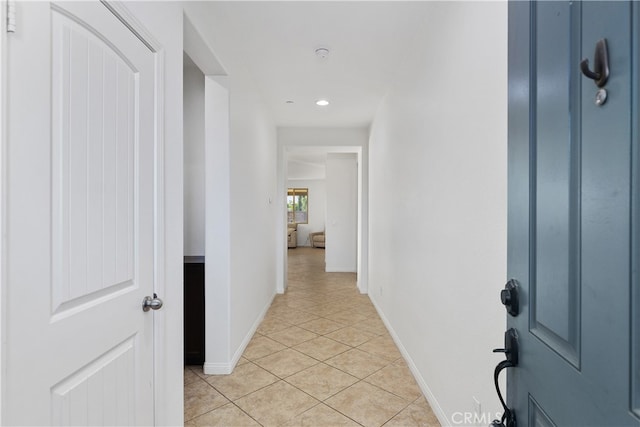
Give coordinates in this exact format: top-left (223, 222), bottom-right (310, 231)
top-left (531, 0), bottom-right (581, 365)
top-left (528, 396), bottom-right (555, 427)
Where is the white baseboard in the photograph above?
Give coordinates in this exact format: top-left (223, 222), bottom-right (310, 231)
top-left (204, 292), bottom-right (277, 375)
top-left (369, 296), bottom-right (450, 427)
top-left (325, 266), bottom-right (357, 273)
top-left (202, 362), bottom-right (232, 375)
top-left (230, 293), bottom-right (275, 366)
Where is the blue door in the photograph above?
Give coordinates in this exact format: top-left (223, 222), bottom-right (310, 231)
top-left (507, 1), bottom-right (640, 425)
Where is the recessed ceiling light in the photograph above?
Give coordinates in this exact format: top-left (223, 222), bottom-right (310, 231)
top-left (316, 99), bottom-right (329, 106)
top-left (285, 100), bottom-right (294, 104)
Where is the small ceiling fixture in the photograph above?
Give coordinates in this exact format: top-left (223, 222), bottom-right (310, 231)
top-left (316, 99), bottom-right (330, 106)
top-left (285, 100), bottom-right (294, 104)
top-left (315, 47), bottom-right (330, 59)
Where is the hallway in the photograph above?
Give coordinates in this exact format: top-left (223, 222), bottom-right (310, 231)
top-left (184, 248), bottom-right (440, 426)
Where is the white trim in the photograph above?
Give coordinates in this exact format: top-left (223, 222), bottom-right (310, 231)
top-left (202, 362), bottom-right (233, 375)
top-left (325, 267), bottom-right (358, 273)
top-left (276, 144), bottom-right (288, 293)
top-left (0, 0), bottom-right (7, 422)
top-left (152, 46), bottom-right (167, 427)
top-left (356, 146), bottom-right (369, 294)
top-left (370, 296), bottom-right (449, 427)
top-left (100, 1), bottom-right (160, 53)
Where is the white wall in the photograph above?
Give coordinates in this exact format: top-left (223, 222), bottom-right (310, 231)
top-left (228, 83), bottom-right (278, 360)
top-left (287, 159), bottom-right (325, 180)
top-left (183, 59), bottom-right (205, 256)
top-left (287, 179), bottom-right (326, 246)
top-left (326, 154), bottom-right (358, 272)
top-left (279, 128), bottom-right (368, 147)
top-left (368, 2), bottom-right (507, 425)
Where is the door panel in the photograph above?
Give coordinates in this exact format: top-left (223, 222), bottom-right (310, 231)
top-left (528, 396), bottom-right (555, 427)
top-left (531, 0), bottom-right (581, 365)
top-left (52, 9), bottom-right (137, 314)
top-left (508, 1), bottom-right (639, 425)
top-left (4, 2), bottom-right (156, 424)
top-left (51, 338), bottom-right (135, 425)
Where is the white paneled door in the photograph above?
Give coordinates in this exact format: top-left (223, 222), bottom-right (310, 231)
top-left (4, 2), bottom-right (158, 425)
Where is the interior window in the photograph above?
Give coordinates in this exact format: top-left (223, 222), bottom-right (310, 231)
top-left (287, 188), bottom-right (308, 224)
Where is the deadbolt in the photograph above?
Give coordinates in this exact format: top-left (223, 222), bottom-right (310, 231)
top-left (500, 279), bottom-right (519, 317)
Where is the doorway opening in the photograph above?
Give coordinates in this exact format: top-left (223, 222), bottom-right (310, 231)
top-left (182, 14), bottom-right (232, 379)
top-left (279, 143), bottom-right (368, 295)
top-left (183, 52), bottom-right (206, 366)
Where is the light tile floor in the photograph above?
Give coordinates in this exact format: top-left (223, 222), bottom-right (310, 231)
top-left (184, 247), bottom-right (440, 427)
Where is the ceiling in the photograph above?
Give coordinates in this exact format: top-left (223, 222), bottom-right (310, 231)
top-left (188, 1), bottom-right (431, 128)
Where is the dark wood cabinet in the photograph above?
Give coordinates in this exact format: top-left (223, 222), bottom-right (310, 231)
top-left (184, 258), bottom-right (205, 365)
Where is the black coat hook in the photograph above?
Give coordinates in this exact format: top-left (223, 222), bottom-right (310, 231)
top-left (580, 38), bottom-right (610, 88)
